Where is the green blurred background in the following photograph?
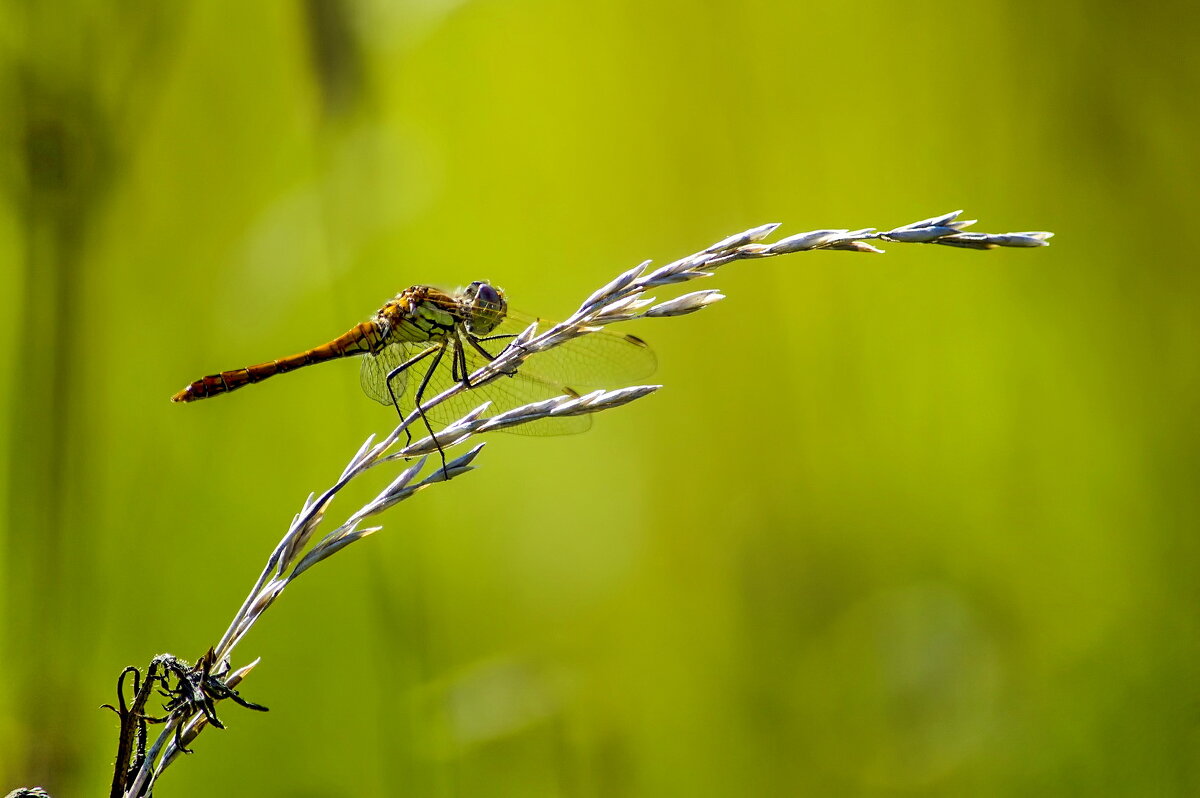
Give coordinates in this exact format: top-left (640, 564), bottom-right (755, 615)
top-left (2, 1), bottom-right (1197, 795)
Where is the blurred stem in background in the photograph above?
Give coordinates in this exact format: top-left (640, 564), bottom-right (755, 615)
top-left (0, 2), bottom-right (371, 784)
top-left (302, 0), bottom-right (368, 120)
top-left (5, 12), bottom-right (116, 782)
top-left (0, 2), bottom-right (372, 784)
top-left (1, 4), bottom-right (180, 782)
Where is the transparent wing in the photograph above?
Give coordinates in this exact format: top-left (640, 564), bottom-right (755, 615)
top-left (359, 341), bottom-right (426, 405)
top-left (360, 339), bottom-right (591, 436)
top-left (479, 309), bottom-right (656, 387)
top-left (358, 308), bottom-right (653, 436)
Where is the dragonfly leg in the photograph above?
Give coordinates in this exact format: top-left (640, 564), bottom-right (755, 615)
top-left (451, 337), bottom-right (464, 384)
top-left (477, 332), bottom-right (517, 344)
top-left (385, 344), bottom-right (440, 445)
top-left (464, 335), bottom-right (517, 381)
top-left (477, 332), bottom-right (522, 371)
top-left (455, 335), bottom-right (473, 387)
top-left (411, 343), bottom-right (450, 477)
top-left (476, 332), bottom-right (520, 357)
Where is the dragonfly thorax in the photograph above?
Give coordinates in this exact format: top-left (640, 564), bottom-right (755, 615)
top-left (461, 280), bottom-right (507, 336)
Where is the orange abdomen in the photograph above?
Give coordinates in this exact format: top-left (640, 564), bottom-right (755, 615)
top-left (171, 321), bottom-right (383, 403)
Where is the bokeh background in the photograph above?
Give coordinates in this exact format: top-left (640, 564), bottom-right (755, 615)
top-left (2, 1), bottom-right (1197, 795)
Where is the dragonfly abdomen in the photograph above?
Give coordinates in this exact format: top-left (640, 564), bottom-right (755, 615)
top-left (171, 321), bottom-right (385, 402)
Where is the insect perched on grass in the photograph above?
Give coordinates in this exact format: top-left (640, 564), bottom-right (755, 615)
top-left (172, 281), bottom-right (656, 445)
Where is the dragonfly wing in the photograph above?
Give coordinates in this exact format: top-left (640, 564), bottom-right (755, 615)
top-left (358, 309), bottom-right (652, 435)
top-left (413, 338), bottom-right (592, 436)
top-left (360, 337), bottom-right (588, 435)
top-left (481, 311), bottom-right (657, 387)
top-left (360, 342), bottom-right (425, 406)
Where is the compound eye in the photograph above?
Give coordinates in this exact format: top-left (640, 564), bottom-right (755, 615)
top-left (476, 282), bottom-right (500, 305)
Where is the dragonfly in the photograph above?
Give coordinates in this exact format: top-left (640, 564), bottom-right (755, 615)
top-left (171, 281), bottom-right (655, 438)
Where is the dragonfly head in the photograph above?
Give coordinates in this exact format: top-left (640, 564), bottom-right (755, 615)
top-left (462, 280), bottom-right (507, 335)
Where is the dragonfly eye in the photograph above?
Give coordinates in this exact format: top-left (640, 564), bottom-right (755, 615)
top-left (476, 282), bottom-right (500, 305)
top-left (465, 281), bottom-right (506, 335)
